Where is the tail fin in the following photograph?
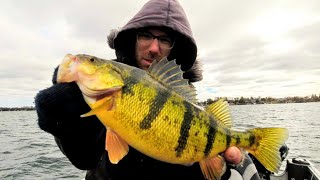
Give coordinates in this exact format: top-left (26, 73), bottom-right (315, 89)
top-left (246, 128), bottom-right (289, 173)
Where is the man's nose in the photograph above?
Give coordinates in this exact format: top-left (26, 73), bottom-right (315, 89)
top-left (148, 39), bottom-right (161, 55)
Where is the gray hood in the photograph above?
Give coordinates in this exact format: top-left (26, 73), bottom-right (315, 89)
top-left (108, 0), bottom-right (202, 82)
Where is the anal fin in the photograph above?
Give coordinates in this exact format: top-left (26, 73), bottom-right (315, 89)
top-left (106, 128), bottom-right (129, 164)
top-left (199, 155), bottom-right (227, 180)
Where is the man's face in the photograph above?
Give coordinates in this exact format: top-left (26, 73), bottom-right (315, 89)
top-left (135, 28), bottom-right (172, 70)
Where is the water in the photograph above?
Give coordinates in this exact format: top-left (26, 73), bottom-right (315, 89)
top-left (0, 111), bottom-right (85, 179)
top-left (0, 102), bottom-right (319, 179)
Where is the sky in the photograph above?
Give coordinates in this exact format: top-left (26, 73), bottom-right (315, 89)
top-left (1, 0), bottom-right (320, 107)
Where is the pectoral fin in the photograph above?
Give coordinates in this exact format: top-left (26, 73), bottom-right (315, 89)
top-left (80, 95), bottom-right (114, 118)
top-left (106, 128), bottom-right (129, 164)
top-left (199, 155), bottom-right (226, 180)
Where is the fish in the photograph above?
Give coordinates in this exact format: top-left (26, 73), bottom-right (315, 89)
top-left (57, 54), bottom-right (289, 180)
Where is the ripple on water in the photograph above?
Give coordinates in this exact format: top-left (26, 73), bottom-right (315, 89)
top-left (2, 151), bottom-right (11, 154)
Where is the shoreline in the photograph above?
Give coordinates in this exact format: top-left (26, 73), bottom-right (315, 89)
top-left (2, 101), bottom-right (320, 111)
top-left (0, 107), bottom-right (35, 111)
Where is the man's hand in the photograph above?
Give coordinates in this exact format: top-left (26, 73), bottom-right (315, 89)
top-left (224, 147), bottom-right (243, 165)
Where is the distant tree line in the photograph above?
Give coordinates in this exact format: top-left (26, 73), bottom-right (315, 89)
top-left (0, 106), bottom-right (35, 111)
top-left (198, 94), bottom-right (320, 106)
top-left (1, 94), bottom-right (320, 110)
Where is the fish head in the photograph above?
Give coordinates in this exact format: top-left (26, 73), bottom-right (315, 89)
top-left (57, 54), bottom-right (124, 103)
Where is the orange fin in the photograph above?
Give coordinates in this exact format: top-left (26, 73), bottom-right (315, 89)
top-left (106, 128), bottom-right (129, 164)
top-left (80, 96), bottom-right (114, 118)
top-left (199, 155), bottom-right (227, 180)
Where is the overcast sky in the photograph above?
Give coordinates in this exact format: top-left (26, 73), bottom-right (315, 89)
top-left (1, 0), bottom-right (320, 107)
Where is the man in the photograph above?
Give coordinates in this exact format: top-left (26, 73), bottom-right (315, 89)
top-left (36, 0), bottom-right (260, 179)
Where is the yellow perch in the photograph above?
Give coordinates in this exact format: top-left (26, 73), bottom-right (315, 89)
top-left (57, 54), bottom-right (289, 180)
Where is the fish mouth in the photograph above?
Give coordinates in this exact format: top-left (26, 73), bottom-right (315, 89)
top-left (57, 54), bottom-right (79, 83)
top-left (79, 84), bottom-right (122, 101)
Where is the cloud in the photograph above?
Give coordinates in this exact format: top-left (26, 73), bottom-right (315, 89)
top-left (194, 15), bottom-right (320, 100)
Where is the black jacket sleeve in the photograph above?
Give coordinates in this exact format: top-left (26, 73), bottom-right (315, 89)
top-left (35, 69), bottom-right (106, 170)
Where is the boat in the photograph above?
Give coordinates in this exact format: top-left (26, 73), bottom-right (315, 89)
top-left (268, 158), bottom-right (320, 180)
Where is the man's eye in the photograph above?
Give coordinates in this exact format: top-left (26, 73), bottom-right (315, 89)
top-left (159, 37), bottom-right (172, 44)
top-left (139, 33), bottom-right (153, 39)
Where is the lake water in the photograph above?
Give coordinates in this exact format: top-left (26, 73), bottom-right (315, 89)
top-left (1, 102), bottom-right (319, 179)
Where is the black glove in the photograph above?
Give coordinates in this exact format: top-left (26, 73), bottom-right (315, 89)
top-left (35, 67), bottom-right (105, 169)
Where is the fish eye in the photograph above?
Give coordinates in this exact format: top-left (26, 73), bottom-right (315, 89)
top-left (89, 58), bottom-right (95, 62)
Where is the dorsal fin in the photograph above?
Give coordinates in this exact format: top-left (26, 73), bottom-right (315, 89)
top-left (147, 57), bottom-right (197, 103)
top-left (206, 99), bottom-right (233, 128)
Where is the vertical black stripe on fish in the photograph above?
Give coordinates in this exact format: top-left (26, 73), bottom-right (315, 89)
top-left (235, 135), bottom-right (241, 145)
top-left (175, 101), bottom-right (193, 157)
top-left (225, 128), bottom-right (231, 148)
top-left (122, 75), bottom-right (140, 95)
top-left (249, 134), bottom-right (256, 146)
top-left (203, 116), bottom-right (217, 157)
top-left (139, 90), bottom-right (171, 129)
